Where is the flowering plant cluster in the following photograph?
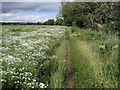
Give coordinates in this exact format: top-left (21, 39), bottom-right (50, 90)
top-left (1, 25), bottom-right (66, 89)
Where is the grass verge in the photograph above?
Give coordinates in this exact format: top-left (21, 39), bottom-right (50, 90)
top-left (50, 39), bottom-right (67, 88)
top-left (70, 26), bottom-right (118, 88)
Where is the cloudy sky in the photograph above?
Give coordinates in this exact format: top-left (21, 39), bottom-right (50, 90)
top-left (1, 2), bottom-right (61, 22)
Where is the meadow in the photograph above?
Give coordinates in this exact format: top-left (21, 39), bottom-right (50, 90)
top-left (1, 25), bottom-right (67, 89)
top-left (1, 25), bottom-right (119, 88)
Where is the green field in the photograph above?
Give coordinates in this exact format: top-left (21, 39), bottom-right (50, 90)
top-left (1, 25), bottom-right (119, 88)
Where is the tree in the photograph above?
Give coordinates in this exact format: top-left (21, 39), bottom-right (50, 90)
top-left (43, 19), bottom-right (55, 25)
top-left (55, 18), bottom-right (64, 25)
top-left (60, 2), bottom-right (119, 32)
top-left (37, 22), bottom-right (41, 25)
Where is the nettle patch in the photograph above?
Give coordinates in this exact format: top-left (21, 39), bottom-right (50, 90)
top-left (1, 25), bottom-right (66, 89)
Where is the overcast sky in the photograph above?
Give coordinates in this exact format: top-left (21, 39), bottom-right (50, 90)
top-left (1, 2), bottom-right (61, 22)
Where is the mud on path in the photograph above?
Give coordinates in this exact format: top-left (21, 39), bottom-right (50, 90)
top-left (66, 40), bottom-right (74, 88)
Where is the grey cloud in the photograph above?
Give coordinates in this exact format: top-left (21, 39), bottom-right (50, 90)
top-left (1, 12), bottom-right (54, 22)
top-left (2, 2), bottom-right (60, 13)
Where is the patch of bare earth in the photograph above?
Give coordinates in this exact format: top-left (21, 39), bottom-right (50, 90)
top-left (66, 40), bottom-right (74, 88)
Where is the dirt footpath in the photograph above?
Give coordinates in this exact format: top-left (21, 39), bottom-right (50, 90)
top-left (66, 40), bottom-right (74, 88)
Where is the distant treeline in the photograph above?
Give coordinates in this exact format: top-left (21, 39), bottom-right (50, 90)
top-left (1, 18), bottom-right (64, 25)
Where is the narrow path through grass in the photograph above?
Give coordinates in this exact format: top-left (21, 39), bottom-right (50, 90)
top-left (69, 27), bottom-right (118, 88)
top-left (66, 40), bottom-right (74, 88)
top-left (50, 26), bottom-right (118, 88)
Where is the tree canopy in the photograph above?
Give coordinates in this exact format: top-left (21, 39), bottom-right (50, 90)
top-left (59, 2), bottom-right (119, 32)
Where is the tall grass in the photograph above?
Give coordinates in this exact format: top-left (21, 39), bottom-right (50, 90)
top-left (50, 40), bottom-right (67, 88)
top-left (50, 28), bottom-right (71, 88)
top-left (70, 26), bottom-right (118, 88)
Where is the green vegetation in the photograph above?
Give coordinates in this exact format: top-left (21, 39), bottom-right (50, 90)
top-left (50, 40), bottom-right (67, 88)
top-left (1, 1), bottom-right (119, 89)
top-left (60, 2), bottom-right (119, 32)
top-left (43, 19), bottom-right (55, 25)
top-left (70, 27), bottom-right (118, 88)
top-left (1, 19), bottom-right (64, 26)
top-left (1, 24), bottom-right (119, 88)
top-left (58, 2), bottom-right (119, 87)
top-left (1, 25), bottom-right (67, 89)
